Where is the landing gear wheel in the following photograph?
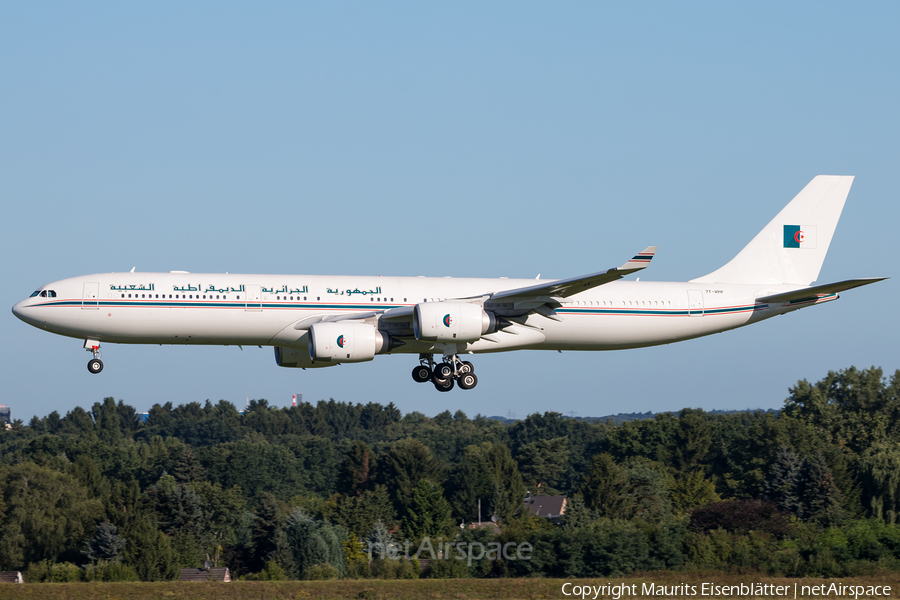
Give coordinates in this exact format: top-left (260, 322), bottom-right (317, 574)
top-left (433, 363), bottom-right (453, 380)
top-left (434, 377), bottom-right (454, 392)
top-left (458, 373), bottom-right (478, 390)
top-left (459, 361), bottom-right (474, 374)
top-left (412, 365), bottom-right (432, 383)
top-left (88, 359), bottom-right (104, 374)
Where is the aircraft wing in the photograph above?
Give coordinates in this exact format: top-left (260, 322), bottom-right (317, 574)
top-left (489, 247), bottom-right (657, 303)
top-left (756, 277), bottom-right (887, 304)
top-left (289, 247), bottom-right (657, 330)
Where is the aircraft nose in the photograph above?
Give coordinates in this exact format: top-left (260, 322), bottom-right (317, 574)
top-left (11, 299), bottom-right (35, 325)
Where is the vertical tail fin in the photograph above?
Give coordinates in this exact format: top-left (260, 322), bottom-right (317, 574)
top-left (691, 175), bottom-right (854, 285)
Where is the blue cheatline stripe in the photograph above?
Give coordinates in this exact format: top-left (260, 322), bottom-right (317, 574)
top-left (30, 300), bottom-right (406, 311)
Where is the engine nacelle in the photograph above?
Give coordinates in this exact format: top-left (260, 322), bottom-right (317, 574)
top-left (274, 343), bottom-right (336, 369)
top-left (307, 322), bottom-right (391, 363)
top-left (413, 302), bottom-right (496, 343)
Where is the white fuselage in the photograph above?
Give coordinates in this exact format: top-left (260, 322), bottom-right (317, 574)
top-left (12, 272), bottom-right (831, 357)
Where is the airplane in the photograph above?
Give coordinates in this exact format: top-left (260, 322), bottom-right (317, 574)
top-left (12, 175), bottom-right (886, 392)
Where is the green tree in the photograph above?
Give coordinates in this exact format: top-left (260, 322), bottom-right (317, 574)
top-left (765, 446), bottom-right (805, 515)
top-left (173, 446), bottom-right (205, 484)
top-left (124, 519), bottom-right (178, 581)
top-left (282, 509), bottom-right (346, 578)
top-left (0, 462), bottom-right (100, 567)
top-left (366, 520), bottom-right (397, 560)
top-left (446, 443), bottom-right (524, 524)
top-left (782, 367), bottom-right (900, 454)
top-left (377, 439), bottom-right (444, 516)
top-left (247, 492), bottom-right (280, 573)
top-left (338, 441), bottom-right (376, 496)
top-left (143, 474), bottom-right (203, 537)
top-left (581, 453), bottom-right (630, 517)
top-left (672, 409), bottom-right (713, 471)
top-left (404, 479), bottom-right (453, 540)
top-left (322, 485), bottom-right (396, 537)
top-left (859, 441), bottom-right (900, 524)
top-left (191, 481), bottom-right (247, 567)
top-left (621, 457), bottom-right (672, 523)
top-left (85, 522), bottom-right (127, 563)
top-left (517, 437), bottom-right (569, 492)
top-left (801, 452), bottom-right (846, 526)
top-left (670, 470), bottom-right (720, 515)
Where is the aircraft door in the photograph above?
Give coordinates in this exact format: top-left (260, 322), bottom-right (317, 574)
top-left (82, 282), bottom-right (100, 309)
top-left (687, 289), bottom-right (704, 316)
top-left (245, 284), bottom-right (262, 311)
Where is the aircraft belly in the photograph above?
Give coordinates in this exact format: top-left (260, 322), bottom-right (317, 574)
top-left (43, 305), bottom-right (293, 345)
top-left (536, 309), bottom-right (750, 351)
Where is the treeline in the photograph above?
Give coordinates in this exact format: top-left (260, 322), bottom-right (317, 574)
top-left (1, 366), bottom-right (899, 581)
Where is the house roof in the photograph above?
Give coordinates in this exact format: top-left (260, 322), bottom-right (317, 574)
top-left (524, 495), bottom-right (567, 518)
top-left (178, 568), bottom-right (231, 582)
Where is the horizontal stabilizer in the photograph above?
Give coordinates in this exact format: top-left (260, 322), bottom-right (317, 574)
top-left (756, 277), bottom-right (887, 304)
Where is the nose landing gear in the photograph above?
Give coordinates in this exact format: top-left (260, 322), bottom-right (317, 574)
top-left (85, 339), bottom-right (103, 374)
top-left (410, 353), bottom-right (478, 391)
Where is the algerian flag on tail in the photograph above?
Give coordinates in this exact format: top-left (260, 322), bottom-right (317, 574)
top-left (783, 225), bottom-right (817, 249)
top-left (692, 176), bottom-right (853, 286)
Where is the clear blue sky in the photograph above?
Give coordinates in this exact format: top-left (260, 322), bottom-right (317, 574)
top-left (2, 2), bottom-right (896, 422)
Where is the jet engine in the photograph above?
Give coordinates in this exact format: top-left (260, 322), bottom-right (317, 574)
top-left (307, 322), bottom-right (395, 363)
top-left (413, 302), bottom-right (497, 343)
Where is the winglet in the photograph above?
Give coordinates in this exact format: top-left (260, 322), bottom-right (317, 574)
top-left (618, 246), bottom-right (657, 271)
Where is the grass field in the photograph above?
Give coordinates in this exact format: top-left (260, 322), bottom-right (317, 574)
top-left (0, 573), bottom-right (898, 600)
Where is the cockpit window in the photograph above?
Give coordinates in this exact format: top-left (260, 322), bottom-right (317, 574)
top-left (30, 291), bottom-right (40, 297)
top-left (40, 291), bottom-right (47, 297)
top-left (49, 291), bottom-right (57, 297)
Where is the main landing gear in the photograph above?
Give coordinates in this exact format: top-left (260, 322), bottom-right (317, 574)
top-left (411, 354), bottom-right (478, 392)
top-left (85, 340), bottom-right (103, 374)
